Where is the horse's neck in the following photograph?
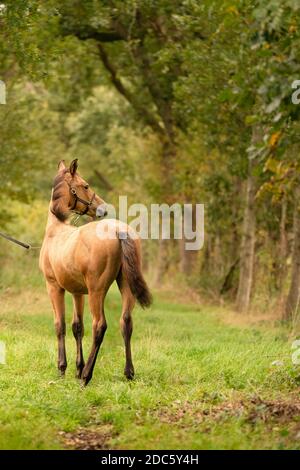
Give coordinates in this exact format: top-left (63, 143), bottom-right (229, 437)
top-left (45, 205), bottom-right (70, 236)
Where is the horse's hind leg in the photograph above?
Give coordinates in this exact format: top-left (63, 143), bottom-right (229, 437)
top-left (72, 294), bottom-right (85, 379)
top-left (47, 281), bottom-right (67, 376)
top-left (81, 290), bottom-right (107, 386)
top-left (117, 273), bottom-right (135, 380)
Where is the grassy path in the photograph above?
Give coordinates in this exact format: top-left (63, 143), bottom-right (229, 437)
top-left (0, 286), bottom-right (300, 449)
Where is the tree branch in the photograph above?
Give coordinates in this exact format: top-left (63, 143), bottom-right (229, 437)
top-left (130, 37), bottom-right (176, 142)
top-left (97, 44), bottom-right (165, 136)
top-left (73, 29), bottom-right (124, 43)
top-left (66, 21), bottom-right (171, 139)
top-left (61, 23), bottom-right (125, 43)
top-left (106, 13), bottom-right (176, 143)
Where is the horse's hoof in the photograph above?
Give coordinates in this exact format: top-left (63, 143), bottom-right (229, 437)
top-left (124, 368), bottom-right (135, 380)
top-left (81, 377), bottom-right (91, 387)
top-left (75, 367), bottom-right (84, 379)
top-left (81, 369), bottom-right (92, 386)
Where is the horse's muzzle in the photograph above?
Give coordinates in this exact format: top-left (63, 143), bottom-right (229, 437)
top-left (96, 204), bottom-right (108, 218)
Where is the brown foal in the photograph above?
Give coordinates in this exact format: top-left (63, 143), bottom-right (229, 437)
top-left (39, 159), bottom-right (152, 385)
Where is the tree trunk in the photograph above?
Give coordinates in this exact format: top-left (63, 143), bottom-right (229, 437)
top-left (284, 189), bottom-right (300, 322)
top-left (201, 235), bottom-right (211, 275)
top-left (230, 179), bottom-right (243, 262)
top-left (235, 158), bottom-right (256, 313)
top-left (179, 203), bottom-right (198, 276)
top-left (154, 141), bottom-right (175, 284)
top-left (220, 258), bottom-right (239, 295)
top-left (212, 233), bottom-right (222, 275)
top-left (154, 238), bottom-right (169, 286)
top-left (179, 238), bottom-right (197, 275)
top-left (278, 195), bottom-right (288, 292)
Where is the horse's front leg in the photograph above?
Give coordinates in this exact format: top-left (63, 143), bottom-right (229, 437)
top-left (47, 281), bottom-right (67, 376)
top-left (81, 290), bottom-right (107, 386)
top-left (72, 294), bottom-right (85, 379)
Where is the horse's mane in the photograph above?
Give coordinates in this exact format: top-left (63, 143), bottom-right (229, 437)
top-left (51, 170), bottom-right (70, 221)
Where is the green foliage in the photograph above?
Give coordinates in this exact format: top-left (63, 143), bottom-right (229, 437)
top-left (1, 0), bottom-right (300, 303)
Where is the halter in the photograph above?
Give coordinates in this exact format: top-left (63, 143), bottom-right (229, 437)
top-left (69, 185), bottom-right (96, 216)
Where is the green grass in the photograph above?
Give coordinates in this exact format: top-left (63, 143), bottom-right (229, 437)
top-left (0, 283), bottom-right (300, 450)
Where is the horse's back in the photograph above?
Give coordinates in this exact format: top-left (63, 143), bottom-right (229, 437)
top-left (40, 219), bottom-right (137, 294)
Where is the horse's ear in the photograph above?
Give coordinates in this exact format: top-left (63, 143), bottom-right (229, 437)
top-left (70, 158), bottom-right (78, 176)
top-left (57, 160), bottom-right (66, 172)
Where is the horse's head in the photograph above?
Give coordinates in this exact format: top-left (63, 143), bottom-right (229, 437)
top-left (51, 159), bottom-right (107, 221)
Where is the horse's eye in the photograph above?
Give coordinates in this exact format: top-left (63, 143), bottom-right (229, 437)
top-left (84, 184), bottom-right (89, 190)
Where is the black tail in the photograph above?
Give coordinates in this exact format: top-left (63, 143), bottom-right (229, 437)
top-left (119, 232), bottom-right (152, 308)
